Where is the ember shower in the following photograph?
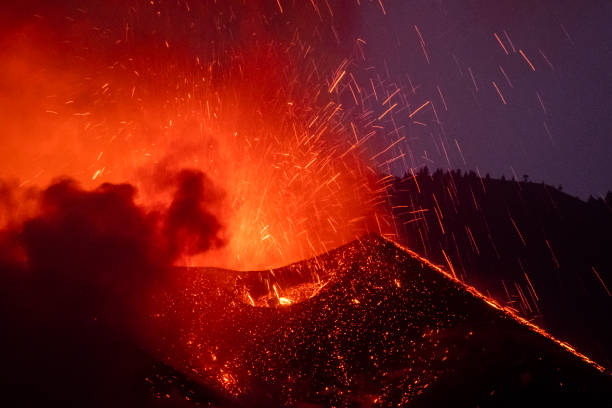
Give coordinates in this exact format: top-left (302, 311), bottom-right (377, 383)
top-left (0, 0), bottom-right (390, 270)
top-left (1, 1), bottom-right (611, 407)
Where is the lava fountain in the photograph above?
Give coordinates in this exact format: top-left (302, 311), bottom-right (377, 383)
top-left (0, 0), bottom-right (388, 270)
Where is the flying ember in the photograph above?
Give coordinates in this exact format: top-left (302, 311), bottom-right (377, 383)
top-left (1, 1), bottom-right (611, 407)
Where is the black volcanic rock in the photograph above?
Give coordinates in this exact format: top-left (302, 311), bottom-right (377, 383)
top-left (389, 169), bottom-right (612, 367)
top-left (0, 320), bottom-right (225, 408)
top-left (151, 235), bottom-right (611, 407)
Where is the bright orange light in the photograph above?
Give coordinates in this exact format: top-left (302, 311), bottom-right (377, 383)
top-left (0, 13), bottom-right (386, 270)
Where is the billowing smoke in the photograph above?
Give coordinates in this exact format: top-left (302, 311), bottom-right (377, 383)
top-left (0, 170), bottom-right (224, 406)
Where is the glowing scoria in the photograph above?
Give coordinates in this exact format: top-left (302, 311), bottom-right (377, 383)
top-left (148, 235), bottom-right (611, 407)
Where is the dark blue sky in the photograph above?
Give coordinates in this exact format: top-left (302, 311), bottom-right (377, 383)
top-left (356, 0), bottom-right (612, 198)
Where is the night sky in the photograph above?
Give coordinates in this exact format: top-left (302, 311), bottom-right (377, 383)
top-left (1, 0), bottom-right (611, 199)
top-left (356, 0), bottom-right (612, 198)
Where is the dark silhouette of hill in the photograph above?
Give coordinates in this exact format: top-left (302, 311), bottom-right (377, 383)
top-left (146, 236), bottom-right (610, 407)
top-left (388, 168), bottom-right (612, 367)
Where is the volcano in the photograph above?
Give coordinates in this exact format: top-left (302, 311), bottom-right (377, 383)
top-left (3, 234), bottom-right (610, 407)
top-left (144, 235), bottom-right (611, 407)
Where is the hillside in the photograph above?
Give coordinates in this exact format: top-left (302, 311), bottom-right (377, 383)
top-left (388, 169), bottom-right (612, 366)
top-left (148, 235), bottom-right (611, 407)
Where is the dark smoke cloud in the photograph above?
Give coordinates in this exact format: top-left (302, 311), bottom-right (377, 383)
top-left (0, 170), bottom-right (224, 406)
top-left (165, 170), bottom-right (225, 259)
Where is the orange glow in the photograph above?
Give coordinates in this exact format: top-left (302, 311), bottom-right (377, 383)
top-left (0, 6), bottom-right (385, 270)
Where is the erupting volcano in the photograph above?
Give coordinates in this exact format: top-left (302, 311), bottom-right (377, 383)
top-left (145, 235), bottom-right (610, 407)
top-left (1, 0), bottom-right (612, 407)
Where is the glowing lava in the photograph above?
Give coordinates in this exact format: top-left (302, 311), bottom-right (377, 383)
top-left (0, 1), bottom-right (388, 270)
top-left (146, 235), bottom-right (610, 406)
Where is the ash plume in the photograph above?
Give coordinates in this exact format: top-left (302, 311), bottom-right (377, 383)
top-left (0, 169), bottom-right (225, 406)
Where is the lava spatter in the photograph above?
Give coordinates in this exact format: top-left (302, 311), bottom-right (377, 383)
top-left (148, 235), bottom-right (611, 407)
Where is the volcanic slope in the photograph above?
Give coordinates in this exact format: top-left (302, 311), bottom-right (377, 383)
top-left (152, 235), bottom-right (612, 407)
